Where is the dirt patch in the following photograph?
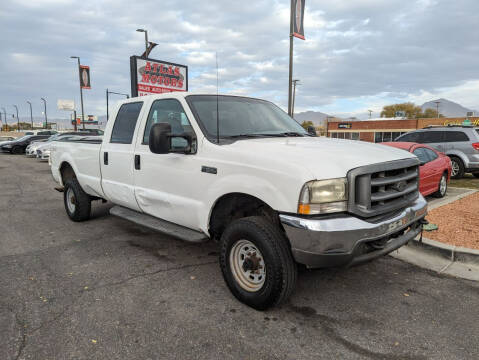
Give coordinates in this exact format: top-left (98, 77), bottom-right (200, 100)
top-left (425, 192), bottom-right (479, 249)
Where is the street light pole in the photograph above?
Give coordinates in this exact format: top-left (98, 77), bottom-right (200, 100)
top-left (434, 101), bottom-right (441, 119)
top-left (287, 0), bottom-right (294, 116)
top-left (13, 105), bottom-right (19, 131)
top-left (40, 98), bottom-right (47, 129)
top-left (368, 110), bottom-right (373, 119)
top-left (1, 108), bottom-right (7, 131)
top-left (71, 56), bottom-right (85, 130)
top-left (27, 101), bottom-right (33, 129)
top-left (136, 29), bottom-right (149, 58)
top-left (291, 79), bottom-right (300, 118)
top-left (106, 89), bottom-right (130, 121)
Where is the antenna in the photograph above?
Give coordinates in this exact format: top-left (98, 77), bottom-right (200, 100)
top-left (216, 52), bottom-right (220, 144)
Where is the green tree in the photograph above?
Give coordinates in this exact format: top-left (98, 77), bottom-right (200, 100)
top-left (301, 121), bottom-right (314, 130)
top-left (422, 108), bottom-right (444, 118)
top-left (380, 103), bottom-right (423, 118)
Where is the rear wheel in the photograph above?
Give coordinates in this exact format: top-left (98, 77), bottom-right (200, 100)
top-left (449, 157), bottom-right (464, 179)
top-left (433, 173), bottom-right (448, 198)
top-left (63, 179), bottom-right (91, 222)
top-left (473, 173), bottom-right (479, 179)
top-left (219, 216), bottom-right (297, 310)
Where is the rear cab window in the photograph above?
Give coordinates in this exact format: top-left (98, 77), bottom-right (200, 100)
top-left (110, 102), bottom-right (144, 144)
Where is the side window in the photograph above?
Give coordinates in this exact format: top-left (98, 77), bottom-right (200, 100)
top-left (142, 99), bottom-right (193, 146)
top-left (421, 131), bottom-right (444, 143)
top-left (423, 148), bottom-right (438, 162)
top-left (413, 148), bottom-right (430, 164)
top-left (110, 102), bottom-right (143, 144)
top-left (444, 131), bottom-right (469, 142)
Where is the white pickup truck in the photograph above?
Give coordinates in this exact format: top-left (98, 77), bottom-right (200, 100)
top-left (50, 93), bottom-right (427, 309)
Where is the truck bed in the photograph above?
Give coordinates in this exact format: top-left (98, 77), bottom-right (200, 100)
top-left (51, 137), bottom-right (104, 198)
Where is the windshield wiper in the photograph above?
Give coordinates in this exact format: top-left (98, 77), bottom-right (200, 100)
top-left (224, 132), bottom-right (307, 139)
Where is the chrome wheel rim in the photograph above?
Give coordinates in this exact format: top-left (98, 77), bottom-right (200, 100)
top-left (66, 188), bottom-right (76, 213)
top-left (229, 239), bottom-right (266, 292)
top-left (451, 161), bottom-right (459, 177)
top-left (440, 175), bottom-right (447, 195)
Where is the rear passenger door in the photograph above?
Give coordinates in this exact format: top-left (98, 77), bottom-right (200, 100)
top-left (100, 101), bottom-right (145, 211)
top-left (420, 131), bottom-right (445, 152)
top-left (443, 130), bottom-right (471, 159)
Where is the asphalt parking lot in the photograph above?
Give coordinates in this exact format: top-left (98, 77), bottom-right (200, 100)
top-left (1, 155), bottom-right (478, 360)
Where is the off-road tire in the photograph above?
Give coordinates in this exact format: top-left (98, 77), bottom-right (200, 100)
top-left (449, 156), bottom-right (464, 179)
top-left (432, 173), bottom-right (448, 198)
top-left (63, 179), bottom-right (91, 222)
top-left (219, 216), bottom-right (297, 310)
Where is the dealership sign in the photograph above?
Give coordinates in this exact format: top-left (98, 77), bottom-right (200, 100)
top-left (130, 56), bottom-right (188, 97)
top-left (57, 99), bottom-right (75, 111)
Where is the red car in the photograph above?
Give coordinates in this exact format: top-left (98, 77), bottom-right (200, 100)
top-left (382, 142), bottom-right (452, 198)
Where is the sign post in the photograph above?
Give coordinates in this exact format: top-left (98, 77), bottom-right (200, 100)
top-left (288, 0), bottom-right (306, 116)
top-left (130, 56), bottom-right (188, 97)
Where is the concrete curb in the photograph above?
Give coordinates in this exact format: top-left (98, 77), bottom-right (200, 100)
top-left (409, 236), bottom-right (479, 266)
top-left (427, 187), bottom-right (477, 210)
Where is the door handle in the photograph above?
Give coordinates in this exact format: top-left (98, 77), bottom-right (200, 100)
top-left (104, 152), bottom-right (108, 165)
top-left (134, 154), bottom-right (140, 170)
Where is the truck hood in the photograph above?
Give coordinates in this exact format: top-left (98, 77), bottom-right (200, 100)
top-left (223, 137), bottom-right (417, 179)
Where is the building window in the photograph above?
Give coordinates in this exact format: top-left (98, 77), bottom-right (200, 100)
top-left (351, 132), bottom-right (359, 140)
top-left (331, 132), bottom-right (337, 138)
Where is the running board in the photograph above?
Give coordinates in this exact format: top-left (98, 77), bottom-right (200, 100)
top-left (110, 206), bottom-right (208, 243)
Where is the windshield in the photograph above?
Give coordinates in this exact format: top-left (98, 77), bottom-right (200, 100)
top-left (186, 95), bottom-right (308, 140)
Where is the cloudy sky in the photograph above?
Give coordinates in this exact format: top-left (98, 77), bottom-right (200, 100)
top-left (1, 0), bottom-right (478, 123)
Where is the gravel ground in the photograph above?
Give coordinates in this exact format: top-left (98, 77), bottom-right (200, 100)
top-left (1, 154), bottom-right (479, 360)
top-left (425, 192), bottom-right (479, 249)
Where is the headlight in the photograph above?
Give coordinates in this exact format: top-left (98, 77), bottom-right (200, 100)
top-left (3, 145), bottom-right (12, 148)
top-left (298, 178), bottom-right (348, 215)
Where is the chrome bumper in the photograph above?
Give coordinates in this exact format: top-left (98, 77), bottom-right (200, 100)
top-left (280, 196), bottom-right (427, 268)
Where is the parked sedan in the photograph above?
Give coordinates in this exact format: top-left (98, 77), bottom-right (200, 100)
top-left (382, 142), bottom-right (452, 197)
top-left (0, 135), bottom-right (51, 154)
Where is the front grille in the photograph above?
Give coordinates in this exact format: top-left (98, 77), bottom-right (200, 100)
top-left (348, 158), bottom-right (419, 218)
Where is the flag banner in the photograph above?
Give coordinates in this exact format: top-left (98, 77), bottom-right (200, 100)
top-left (130, 56), bottom-right (188, 97)
top-left (79, 65), bottom-right (91, 89)
top-left (292, 0), bottom-right (305, 40)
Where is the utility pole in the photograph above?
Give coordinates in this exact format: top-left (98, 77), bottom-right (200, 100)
top-left (106, 89), bottom-right (129, 121)
top-left (70, 56), bottom-right (85, 130)
top-left (1, 108), bottom-right (7, 131)
top-left (13, 105), bottom-right (19, 131)
top-left (27, 101), bottom-right (33, 129)
top-left (287, 1), bottom-right (294, 116)
top-left (136, 29), bottom-right (149, 58)
top-left (368, 110), bottom-right (373, 119)
top-left (291, 79), bottom-right (300, 118)
top-left (434, 101), bottom-right (441, 119)
top-left (40, 98), bottom-right (48, 129)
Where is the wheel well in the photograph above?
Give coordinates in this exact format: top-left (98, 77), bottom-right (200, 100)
top-left (209, 193), bottom-right (278, 240)
top-left (60, 162), bottom-right (76, 185)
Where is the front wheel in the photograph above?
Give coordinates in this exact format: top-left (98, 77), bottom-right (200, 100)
top-left (11, 146), bottom-right (22, 154)
top-left (433, 173), bottom-right (448, 198)
top-left (219, 216), bottom-right (297, 310)
top-left (63, 179), bottom-right (91, 222)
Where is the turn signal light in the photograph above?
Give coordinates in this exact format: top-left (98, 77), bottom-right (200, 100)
top-left (472, 143), bottom-right (479, 151)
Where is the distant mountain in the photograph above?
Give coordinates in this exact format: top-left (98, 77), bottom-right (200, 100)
top-left (293, 111), bottom-right (330, 127)
top-left (421, 98), bottom-right (477, 118)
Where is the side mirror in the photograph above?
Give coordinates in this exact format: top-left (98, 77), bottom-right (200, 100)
top-left (307, 126), bottom-right (317, 136)
top-left (149, 123), bottom-right (171, 154)
top-left (149, 122), bottom-right (193, 154)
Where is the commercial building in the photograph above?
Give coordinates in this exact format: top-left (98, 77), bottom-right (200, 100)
top-left (327, 117), bottom-right (479, 143)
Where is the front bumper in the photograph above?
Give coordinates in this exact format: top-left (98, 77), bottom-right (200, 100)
top-left (280, 196), bottom-right (427, 268)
